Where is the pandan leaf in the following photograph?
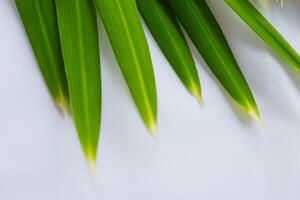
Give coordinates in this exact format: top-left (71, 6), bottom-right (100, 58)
top-left (15, 0), bottom-right (69, 114)
top-left (137, 0), bottom-right (202, 104)
top-left (93, 0), bottom-right (157, 136)
top-left (167, 0), bottom-right (260, 119)
top-left (225, 0), bottom-right (300, 72)
top-left (55, 0), bottom-right (101, 173)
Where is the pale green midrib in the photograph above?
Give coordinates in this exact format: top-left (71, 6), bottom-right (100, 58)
top-left (232, 1), bottom-right (300, 69)
top-left (152, 1), bottom-right (198, 92)
top-left (115, 1), bottom-right (155, 125)
top-left (187, 2), bottom-right (253, 107)
top-left (74, 0), bottom-right (93, 158)
top-left (34, 1), bottom-right (64, 100)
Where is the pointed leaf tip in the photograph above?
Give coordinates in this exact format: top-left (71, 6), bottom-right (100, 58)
top-left (246, 105), bottom-right (261, 122)
top-left (87, 155), bottom-right (97, 178)
top-left (148, 120), bottom-right (158, 139)
top-left (56, 94), bottom-right (69, 117)
top-left (151, 130), bottom-right (159, 142)
top-left (189, 85), bottom-right (204, 107)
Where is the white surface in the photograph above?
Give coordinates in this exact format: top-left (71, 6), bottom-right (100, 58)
top-left (1, 0), bottom-right (300, 200)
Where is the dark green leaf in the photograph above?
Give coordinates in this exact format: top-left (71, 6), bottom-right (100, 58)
top-left (15, 0), bottom-right (69, 114)
top-left (167, 0), bottom-right (260, 119)
top-left (137, 0), bottom-right (202, 103)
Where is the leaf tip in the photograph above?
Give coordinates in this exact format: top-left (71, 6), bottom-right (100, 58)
top-left (148, 121), bottom-right (159, 141)
top-left (194, 91), bottom-right (205, 107)
top-left (188, 82), bottom-right (204, 106)
top-left (247, 105), bottom-right (261, 123)
top-left (87, 156), bottom-right (97, 177)
top-left (55, 93), bottom-right (69, 117)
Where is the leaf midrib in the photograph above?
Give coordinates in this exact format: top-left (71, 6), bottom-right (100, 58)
top-left (153, 1), bottom-right (196, 89)
top-left (187, 1), bottom-right (248, 104)
top-left (34, 1), bottom-right (63, 99)
top-left (115, 1), bottom-right (155, 123)
top-left (74, 0), bottom-right (92, 154)
top-left (236, 0), bottom-right (300, 69)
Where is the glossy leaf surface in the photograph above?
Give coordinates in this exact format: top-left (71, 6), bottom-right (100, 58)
top-left (15, 0), bottom-right (69, 114)
top-left (94, 0), bottom-right (157, 135)
top-left (226, 0), bottom-right (300, 72)
top-left (56, 0), bottom-right (101, 171)
top-left (167, 0), bottom-right (260, 119)
top-left (137, 0), bottom-right (202, 103)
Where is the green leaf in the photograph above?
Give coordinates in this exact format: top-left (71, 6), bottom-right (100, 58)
top-left (137, 0), bottom-right (202, 104)
top-left (167, 0), bottom-right (260, 119)
top-left (55, 0), bottom-right (101, 173)
top-left (94, 0), bottom-right (157, 136)
top-left (225, 0), bottom-right (300, 72)
top-left (15, 0), bottom-right (69, 114)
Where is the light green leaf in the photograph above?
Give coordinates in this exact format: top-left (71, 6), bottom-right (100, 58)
top-left (94, 0), bottom-right (157, 136)
top-left (226, 0), bottom-right (300, 72)
top-left (15, 0), bottom-right (69, 114)
top-left (55, 0), bottom-right (101, 173)
top-left (137, 0), bottom-right (202, 104)
top-left (167, 0), bottom-right (260, 119)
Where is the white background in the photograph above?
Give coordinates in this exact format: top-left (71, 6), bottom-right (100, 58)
top-left (1, 0), bottom-right (300, 200)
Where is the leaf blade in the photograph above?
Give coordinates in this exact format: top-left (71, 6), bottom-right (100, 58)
top-left (137, 0), bottom-right (202, 103)
top-left (94, 0), bottom-right (157, 134)
top-left (55, 0), bottom-right (101, 171)
top-left (15, 0), bottom-right (69, 114)
top-left (225, 0), bottom-right (300, 72)
top-left (167, 0), bottom-right (259, 119)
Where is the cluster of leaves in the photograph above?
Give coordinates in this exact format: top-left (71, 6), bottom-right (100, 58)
top-left (15, 0), bottom-right (300, 173)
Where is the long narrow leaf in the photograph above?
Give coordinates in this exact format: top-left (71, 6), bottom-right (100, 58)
top-left (225, 0), bottom-right (300, 72)
top-left (55, 0), bottom-right (101, 172)
top-left (137, 0), bottom-right (202, 103)
top-left (167, 0), bottom-right (260, 119)
top-left (93, 0), bottom-right (157, 135)
top-left (15, 0), bottom-right (69, 114)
